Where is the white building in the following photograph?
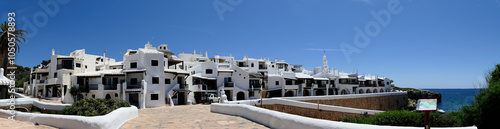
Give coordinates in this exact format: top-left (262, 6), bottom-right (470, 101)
top-left (25, 43), bottom-right (393, 108)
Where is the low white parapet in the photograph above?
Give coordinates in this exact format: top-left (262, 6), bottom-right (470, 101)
top-left (211, 103), bottom-right (477, 129)
top-left (0, 93), bottom-right (138, 129)
top-left (0, 106), bottom-right (138, 129)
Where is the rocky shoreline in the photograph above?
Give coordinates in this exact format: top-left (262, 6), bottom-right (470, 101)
top-left (393, 86), bottom-right (442, 110)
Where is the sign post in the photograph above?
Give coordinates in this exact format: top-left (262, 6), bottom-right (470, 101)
top-left (416, 99), bottom-right (438, 129)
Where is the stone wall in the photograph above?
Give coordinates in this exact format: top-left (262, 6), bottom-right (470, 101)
top-left (302, 94), bottom-right (408, 111)
top-left (261, 104), bottom-right (371, 121)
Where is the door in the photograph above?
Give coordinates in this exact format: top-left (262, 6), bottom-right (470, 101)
top-left (129, 93), bottom-right (139, 108)
top-left (52, 86), bottom-right (58, 97)
top-left (178, 92), bottom-right (185, 105)
top-left (113, 78), bottom-right (118, 88)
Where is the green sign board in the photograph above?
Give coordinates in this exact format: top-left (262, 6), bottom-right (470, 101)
top-left (416, 99), bottom-right (437, 111)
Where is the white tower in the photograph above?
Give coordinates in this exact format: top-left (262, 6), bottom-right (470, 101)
top-left (322, 51), bottom-right (329, 71)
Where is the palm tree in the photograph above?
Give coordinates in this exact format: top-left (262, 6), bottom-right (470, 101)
top-left (0, 21), bottom-right (28, 75)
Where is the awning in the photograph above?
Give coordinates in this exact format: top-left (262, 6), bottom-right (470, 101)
top-left (283, 76), bottom-right (296, 80)
top-left (295, 73), bottom-right (313, 79)
top-left (73, 72), bottom-right (101, 77)
top-left (192, 73), bottom-right (216, 80)
top-left (123, 69), bottom-right (146, 73)
top-left (164, 69), bottom-right (190, 75)
top-left (217, 69), bottom-right (234, 72)
top-left (313, 78), bottom-right (329, 81)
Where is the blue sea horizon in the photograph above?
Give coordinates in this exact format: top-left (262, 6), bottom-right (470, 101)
top-left (423, 89), bottom-right (479, 113)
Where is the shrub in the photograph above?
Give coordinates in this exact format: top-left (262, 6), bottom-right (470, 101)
top-left (62, 98), bottom-right (130, 116)
top-left (342, 110), bottom-right (464, 127)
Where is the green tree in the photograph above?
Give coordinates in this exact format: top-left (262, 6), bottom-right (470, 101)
top-left (0, 21), bottom-right (28, 75)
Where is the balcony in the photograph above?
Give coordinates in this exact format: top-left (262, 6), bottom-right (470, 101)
top-left (258, 66), bottom-right (267, 70)
top-left (127, 82), bottom-right (141, 89)
top-left (37, 80), bottom-right (47, 84)
top-left (89, 84), bottom-right (99, 90)
top-left (318, 84), bottom-right (327, 88)
top-left (238, 64), bottom-right (248, 67)
top-left (200, 84), bottom-right (217, 90)
top-left (178, 84), bottom-right (188, 89)
top-left (104, 84), bottom-right (118, 90)
top-left (224, 82), bottom-right (234, 87)
top-left (249, 83), bottom-right (261, 89)
top-left (57, 64), bottom-right (74, 70)
top-left (48, 78), bottom-right (58, 84)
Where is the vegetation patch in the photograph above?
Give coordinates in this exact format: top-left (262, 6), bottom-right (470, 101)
top-left (62, 98), bottom-right (130, 116)
top-left (342, 110), bottom-right (465, 127)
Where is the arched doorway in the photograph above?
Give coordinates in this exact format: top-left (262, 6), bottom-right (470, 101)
top-left (303, 90), bottom-right (310, 96)
top-left (340, 89), bottom-right (349, 95)
top-left (285, 91), bottom-right (294, 97)
top-left (315, 90), bottom-right (325, 96)
top-left (105, 94), bottom-right (111, 99)
top-left (380, 89), bottom-right (384, 93)
top-left (358, 89), bottom-right (364, 94)
top-left (373, 89), bottom-right (378, 93)
top-left (366, 89), bottom-right (372, 93)
top-left (236, 92), bottom-right (245, 100)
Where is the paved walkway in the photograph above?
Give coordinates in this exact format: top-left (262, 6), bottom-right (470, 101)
top-left (120, 105), bottom-right (269, 129)
top-left (0, 118), bottom-right (56, 129)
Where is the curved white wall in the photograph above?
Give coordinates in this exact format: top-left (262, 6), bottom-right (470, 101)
top-left (0, 106), bottom-right (138, 129)
top-left (211, 103), bottom-right (477, 129)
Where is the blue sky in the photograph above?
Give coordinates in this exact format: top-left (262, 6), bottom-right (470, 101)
top-left (2, 0), bottom-right (500, 89)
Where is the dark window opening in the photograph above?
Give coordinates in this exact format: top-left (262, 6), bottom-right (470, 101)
top-left (151, 94), bottom-right (159, 100)
top-left (131, 78), bottom-right (138, 85)
top-left (151, 60), bottom-right (158, 66)
top-left (165, 79), bottom-right (171, 84)
top-left (152, 77), bottom-right (159, 84)
top-left (206, 69), bottom-right (213, 74)
top-left (130, 62), bottom-right (137, 68)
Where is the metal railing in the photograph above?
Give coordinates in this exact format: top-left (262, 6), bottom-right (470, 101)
top-left (224, 82), bottom-right (234, 87)
top-left (104, 84), bottom-right (118, 90)
top-left (57, 64), bottom-right (74, 70)
top-left (89, 84), bottom-right (98, 90)
top-left (179, 84), bottom-right (188, 89)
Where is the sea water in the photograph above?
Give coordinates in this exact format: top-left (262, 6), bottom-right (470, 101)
top-left (424, 89), bottom-right (479, 113)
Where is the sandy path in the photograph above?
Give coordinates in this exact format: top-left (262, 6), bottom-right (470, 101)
top-left (120, 105), bottom-right (269, 129)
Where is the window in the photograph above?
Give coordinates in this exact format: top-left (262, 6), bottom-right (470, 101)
top-left (151, 94), bottom-right (159, 100)
top-left (115, 93), bottom-right (118, 97)
top-left (387, 82), bottom-right (389, 85)
top-left (152, 77), bottom-right (159, 84)
top-left (130, 62), bottom-right (137, 68)
top-left (54, 72), bottom-right (57, 78)
top-left (249, 91), bottom-right (254, 97)
top-left (251, 63), bottom-right (254, 67)
top-left (165, 79), bottom-right (171, 84)
top-left (131, 78), bottom-right (138, 85)
top-left (76, 63), bottom-right (81, 68)
top-left (206, 69), bottom-right (213, 74)
top-left (151, 60), bottom-right (158, 66)
top-left (92, 94), bottom-right (95, 98)
top-left (272, 65), bottom-right (275, 68)
top-left (85, 65), bottom-right (88, 69)
top-left (275, 81), bottom-right (279, 85)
